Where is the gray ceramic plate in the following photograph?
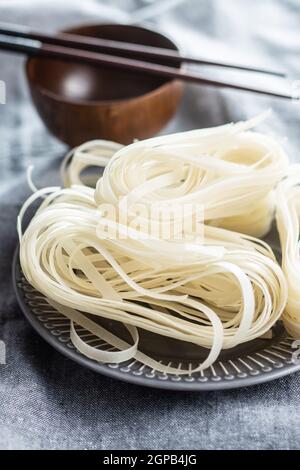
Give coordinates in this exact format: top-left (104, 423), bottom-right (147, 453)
top-left (13, 245), bottom-right (300, 391)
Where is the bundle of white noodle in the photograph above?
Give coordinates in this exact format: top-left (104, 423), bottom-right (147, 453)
top-left (18, 114), bottom-right (290, 374)
top-left (276, 166), bottom-right (300, 338)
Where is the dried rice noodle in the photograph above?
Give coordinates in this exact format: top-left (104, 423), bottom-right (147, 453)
top-left (276, 166), bottom-right (300, 338)
top-left (18, 114), bottom-right (291, 374)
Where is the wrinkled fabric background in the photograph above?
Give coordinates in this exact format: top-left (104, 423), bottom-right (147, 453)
top-left (0, 0), bottom-right (299, 450)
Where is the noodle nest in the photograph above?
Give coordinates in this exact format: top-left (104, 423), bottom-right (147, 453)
top-left (18, 114), bottom-right (300, 374)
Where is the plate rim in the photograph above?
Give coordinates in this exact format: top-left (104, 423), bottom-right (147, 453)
top-left (12, 247), bottom-right (300, 391)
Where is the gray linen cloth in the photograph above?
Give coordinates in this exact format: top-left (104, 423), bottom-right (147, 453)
top-left (0, 0), bottom-right (299, 450)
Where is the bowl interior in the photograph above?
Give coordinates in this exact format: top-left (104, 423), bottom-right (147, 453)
top-left (27, 24), bottom-right (180, 103)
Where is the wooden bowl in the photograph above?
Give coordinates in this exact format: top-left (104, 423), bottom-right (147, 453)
top-left (25, 24), bottom-right (183, 146)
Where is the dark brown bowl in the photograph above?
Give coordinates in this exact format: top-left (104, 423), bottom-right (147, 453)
top-left (25, 24), bottom-right (183, 146)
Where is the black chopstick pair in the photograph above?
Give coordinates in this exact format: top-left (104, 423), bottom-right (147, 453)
top-left (0, 22), bottom-right (291, 99)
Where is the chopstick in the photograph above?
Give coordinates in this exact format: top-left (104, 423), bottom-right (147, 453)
top-left (0, 33), bottom-right (292, 100)
top-left (0, 22), bottom-right (286, 78)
